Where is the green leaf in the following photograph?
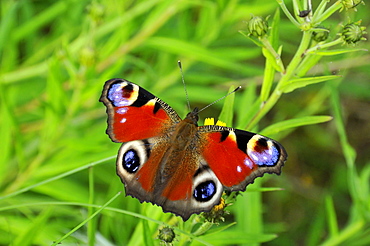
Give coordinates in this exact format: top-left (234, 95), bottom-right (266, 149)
top-left (262, 46), bottom-right (282, 72)
top-left (312, 0), bottom-right (329, 21)
top-left (260, 115), bottom-right (333, 135)
top-left (280, 75), bottom-right (341, 93)
top-left (269, 8), bottom-right (280, 49)
top-left (236, 82), bottom-right (259, 129)
top-left (142, 220), bottom-right (154, 246)
top-left (13, 1), bottom-right (70, 42)
top-left (201, 222), bottom-right (237, 236)
top-left (145, 37), bottom-right (257, 76)
top-left (329, 82), bottom-right (357, 168)
top-left (235, 179), bottom-right (264, 243)
top-left (14, 207), bottom-right (53, 246)
top-left (0, 86), bottom-right (14, 183)
top-left (239, 30), bottom-right (264, 47)
top-left (359, 164), bottom-right (370, 200)
top-left (0, 2), bottom-right (18, 54)
top-left (218, 85), bottom-right (237, 126)
top-left (51, 192), bottom-right (121, 246)
top-left (308, 48), bottom-right (368, 56)
top-left (325, 196), bottom-right (339, 237)
top-left (260, 50), bottom-right (276, 101)
top-left (197, 230), bottom-right (277, 245)
top-left (260, 8), bottom-right (281, 101)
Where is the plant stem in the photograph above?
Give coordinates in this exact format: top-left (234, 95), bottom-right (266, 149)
top-left (279, 30), bottom-right (313, 86)
top-left (276, 0), bottom-right (300, 28)
top-left (305, 38), bottom-right (343, 54)
top-left (246, 30), bottom-right (312, 129)
top-left (261, 36), bottom-right (285, 72)
top-left (313, 0), bottom-right (342, 25)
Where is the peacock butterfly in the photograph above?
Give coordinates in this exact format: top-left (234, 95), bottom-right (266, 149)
top-left (100, 78), bottom-right (287, 220)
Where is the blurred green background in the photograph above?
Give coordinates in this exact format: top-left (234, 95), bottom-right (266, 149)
top-left (0, 0), bottom-right (369, 245)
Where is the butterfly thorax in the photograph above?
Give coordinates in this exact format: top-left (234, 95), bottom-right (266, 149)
top-left (168, 108), bottom-right (200, 152)
top-left (158, 109), bottom-right (200, 180)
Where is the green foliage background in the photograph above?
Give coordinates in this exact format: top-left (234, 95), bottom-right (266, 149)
top-left (0, 0), bottom-right (369, 245)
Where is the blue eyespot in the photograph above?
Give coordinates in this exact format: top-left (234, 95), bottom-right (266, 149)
top-left (249, 144), bottom-right (279, 166)
top-left (122, 149), bottom-right (140, 173)
top-left (108, 84), bottom-right (131, 107)
top-left (193, 181), bottom-right (216, 202)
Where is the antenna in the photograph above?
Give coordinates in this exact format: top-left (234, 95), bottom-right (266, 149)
top-left (178, 60), bottom-right (191, 111)
top-left (197, 86), bottom-right (241, 114)
top-left (177, 61), bottom-right (241, 113)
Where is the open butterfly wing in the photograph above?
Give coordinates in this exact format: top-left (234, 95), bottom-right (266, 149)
top-left (198, 125), bottom-right (287, 191)
top-left (100, 79), bottom-right (181, 143)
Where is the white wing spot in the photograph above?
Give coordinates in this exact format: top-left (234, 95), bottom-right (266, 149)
top-left (117, 108), bottom-right (128, 114)
top-left (237, 165), bottom-right (242, 173)
top-left (117, 100), bottom-right (129, 106)
top-left (250, 153), bottom-right (259, 162)
top-left (244, 158), bottom-right (253, 169)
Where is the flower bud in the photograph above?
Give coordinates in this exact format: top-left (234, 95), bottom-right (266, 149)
top-left (341, 0), bottom-right (364, 10)
top-left (312, 27), bottom-right (330, 42)
top-left (247, 16), bottom-right (268, 39)
top-left (158, 227), bottom-right (176, 244)
top-left (341, 21), bottom-right (367, 44)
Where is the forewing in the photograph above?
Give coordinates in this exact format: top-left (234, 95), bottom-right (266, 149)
top-left (100, 78), bottom-right (181, 143)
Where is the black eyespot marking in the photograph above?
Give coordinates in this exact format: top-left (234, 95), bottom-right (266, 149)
top-left (220, 130), bottom-right (229, 142)
top-left (257, 137), bottom-right (268, 147)
top-left (123, 83), bottom-right (134, 91)
top-left (193, 181), bottom-right (216, 202)
top-left (122, 149), bottom-right (140, 173)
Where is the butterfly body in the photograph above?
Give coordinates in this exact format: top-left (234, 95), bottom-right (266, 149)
top-left (100, 78), bottom-right (287, 220)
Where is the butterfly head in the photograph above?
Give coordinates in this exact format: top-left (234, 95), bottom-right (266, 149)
top-left (185, 107), bottom-right (199, 126)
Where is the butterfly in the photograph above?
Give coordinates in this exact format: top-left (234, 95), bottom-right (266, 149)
top-left (100, 78), bottom-right (287, 221)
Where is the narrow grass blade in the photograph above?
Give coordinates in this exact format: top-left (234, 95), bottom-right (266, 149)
top-left (308, 48), bottom-right (368, 56)
top-left (0, 156), bottom-right (115, 201)
top-left (0, 2), bottom-right (18, 55)
top-left (218, 85), bottom-right (237, 126)
top-left (14, 207), bottom-right (53, 246)
top-left (236, 82), bottom-right (258, 129)
top-left (280, 75), bottom-right (341, 93)
top-left (142, 220), bottom-right (155, 246)
top-left (261, 115), bottom-right (332, 136)
top-left (325, 196), bottom-right (339, 237)
top-left (51, 192), bottom-right (122, 246)
top-left (261, 8), bottom-right (281, 101)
